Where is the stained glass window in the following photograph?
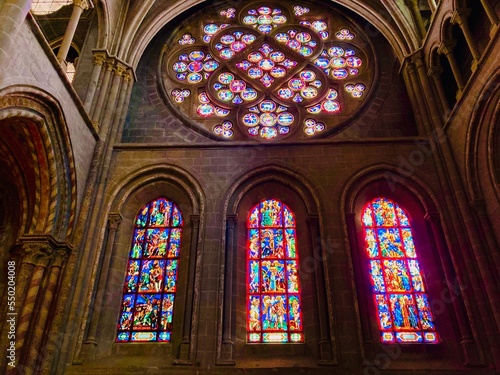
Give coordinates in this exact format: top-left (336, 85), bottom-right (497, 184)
top-left (246, 199), bottom-right (303, 343)
top-left (116, 198), bottom-right (183, 342)
top-left (362, 198), bottom-right (439, 344)
top-left (161, 2), bottom-right (372, 141)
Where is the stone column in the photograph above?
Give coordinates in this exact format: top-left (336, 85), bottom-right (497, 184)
top-left (480, 0), bottom-right (499, 28)
top-left (451, 9), bottom-right (481, 71)
top-left (405, 0), bottom-right (427, 39)
top-left (84, 50), bottom-right (107, 112)
top-left (438, 40), bottom-right (465, 95)
top-left (24, 249), bottom-right (69, 374)
top-left (406, 61), bottom-right (431, 132)
top-left (3, 239), bottom-right (53, 374)
top-left (424, 212), bottom-right (483, 366)
top-left (428, 66), bottom-right (451, 116)
top-left (307, 214), bottom-right (336, 365)
top-left (427, 0), bottom-right (437, 13)
top-left (90, 58), bottom-right (113, 125)
top-left (0, 0), bottom-right (32, 69)
top-left (56, 0), bottom-right (92, 71)
top-left (174, 215), bottom-right (200, 365)
top-left (81, 213), bottom-right (122, 360)
top-left (218, 215), bottom-right (237, 365)
top-left (345, 213), bottom-right (374, 360)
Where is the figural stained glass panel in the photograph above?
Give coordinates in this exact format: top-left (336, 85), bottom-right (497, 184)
top-left (247, 199), bottom-right (303, 343)
top-left (161, 2), bottom-right (373, 141)
top-left (116, 198), bottom-right (183, 342)
top-left (362, 198), bottom-right (438, 344)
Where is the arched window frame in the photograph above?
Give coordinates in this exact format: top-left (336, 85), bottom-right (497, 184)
top-left (246, 198), bottom-right (303, 343)
top-left (115, 197), bottom-right (184, 343)
top-left (361, 197), bottom-right (439, 344)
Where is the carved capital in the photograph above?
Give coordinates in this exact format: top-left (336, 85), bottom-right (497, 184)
top-left (428, 66), bottom-right (443, 78)
top-left (226, 214), bottom-right (238, 230)
top-left (113, 64), bottom-right (126, 77)
top-left (409, 51), bottom-right (425, 68)
top-left (451, 8), bottom-right (471, 25)
top-left (19, 240), bottom-right (54, 267)
top-left (190, 214), bottom-right (201, 227)
top-left (93, 52), bottom-right (107, 67)
top-left (74, 0), bottom-right (93, 11)
top-left (10, 236), bottom-right (72, 268)
top-left (469, 199), bottom-right (485, 212)
top-left (438, 40), bottom-right (456, 55)
top-left (123, 70), bottom-right (134, 83)
top-left (105, 60), bottom-right (115, 72)
top-left (51, 249), bottom-right (69, 268)
top-left (306, 213), bottom-right (320, 225)
top-left (424, 211), bottom-right (440, 224)
top-left (108, 213), bottom-right (123, 230)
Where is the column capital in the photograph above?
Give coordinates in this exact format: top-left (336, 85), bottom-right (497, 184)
top-left (10, 235), bottom-right (73, 267)
top-left (408, 50), bottom-right (425, 66)
top-left (438, 40), bottom-right (456, 55)
top-left (469, 198), bottom-right (485, 212)
top-left (306, 213), bottom-right (320, 223)
top-left (451, 8), bottom-right (471, 25)
top-left (428, 65), bottom-right (443, 78)
top-left (93, 51), bottom-right (107, 66)
top-left (226, 214), bottom-right (238, 225)
top-left (108, 213), bottom-right (123, 229)
top-left (424, 211), bottom-right (440, 223)
top-left (74, 0), bottom-right (94, 11)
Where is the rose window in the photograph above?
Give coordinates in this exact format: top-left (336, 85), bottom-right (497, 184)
top-left (161, 2), bottom-right (373, 141)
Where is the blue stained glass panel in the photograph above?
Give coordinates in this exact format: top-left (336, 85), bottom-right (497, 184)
top-left (377, 228), bottom-right (404, 257)
top-left (116, 198), bottom-right (183, 342)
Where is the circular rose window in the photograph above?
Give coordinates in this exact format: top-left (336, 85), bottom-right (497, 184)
top-left (160, 2), bottom-right (374, 141)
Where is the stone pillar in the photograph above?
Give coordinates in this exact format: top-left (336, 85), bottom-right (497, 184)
top-left (451, 9), bottom-right (481, 71)
top-left (405, 0), bottom-right (427, 39)
top-left (480, 0), bottom-right (499, 28)
top-left (469, 200), bottom-right (500, 288)
top-left (13, 242), bottom-right (53, 369)
top-left (84, 50), bottom-right (107, 113)
top-left (0, 0), bottom-right (32, 69)
top-left (81, 213), bottom-right (122, 360)
top-left (174, 215), bottom-right (200, 365)
top-left (424, 212), bottom-right (484, 366)
top-left (438, 40), bottom-right (465, 96)
top-left (24, 248), bottom-right (69, 374)
top-left (90, 58), bottom-right (114, 126)
top-left (428, 66), bottom-right (451, 116)
top-left (427, 0), bottom-right (437, 13)
top-left (218, 215), bottom-right (237, 365)
top-left (345, 213), bottom-right (374, 361)
top-left (406, 61), bottom-right (431, 133)
top-left (307, 214), bottom-right (336, 365)
top-left (56, 0), bottom-right (92, 70)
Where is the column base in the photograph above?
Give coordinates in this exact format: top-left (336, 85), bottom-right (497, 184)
top-left (216, 341), bottom-right (236, 366)
top-left (461, 338), bottom-right (485, 367)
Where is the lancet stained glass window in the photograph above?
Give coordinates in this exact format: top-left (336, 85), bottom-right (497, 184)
top-left (116, 198), bottom-right (183, 342)
top-left (362, 198), bottom-right (439, 344)
top-left (161, 2), bottom-right (373, 141)
top-left (247, 199), bottom-right (303, 343)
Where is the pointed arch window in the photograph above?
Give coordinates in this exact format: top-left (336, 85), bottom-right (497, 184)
top-left (116, 198), bottom-right (183, 342)
top-left (362, 197), bottom-right (438, 344)
top-left (247, 199), bottom-right (303, 343)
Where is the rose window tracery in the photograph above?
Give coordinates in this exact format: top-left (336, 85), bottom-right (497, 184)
top-left (161, 2), bottom-right (373, 141)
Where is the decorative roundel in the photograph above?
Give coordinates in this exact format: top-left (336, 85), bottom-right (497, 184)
top-left (162, 1), bottom-right (373, 141)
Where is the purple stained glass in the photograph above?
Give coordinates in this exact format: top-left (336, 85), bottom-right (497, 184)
top-left (116, 199), bottom-right (183, 343)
